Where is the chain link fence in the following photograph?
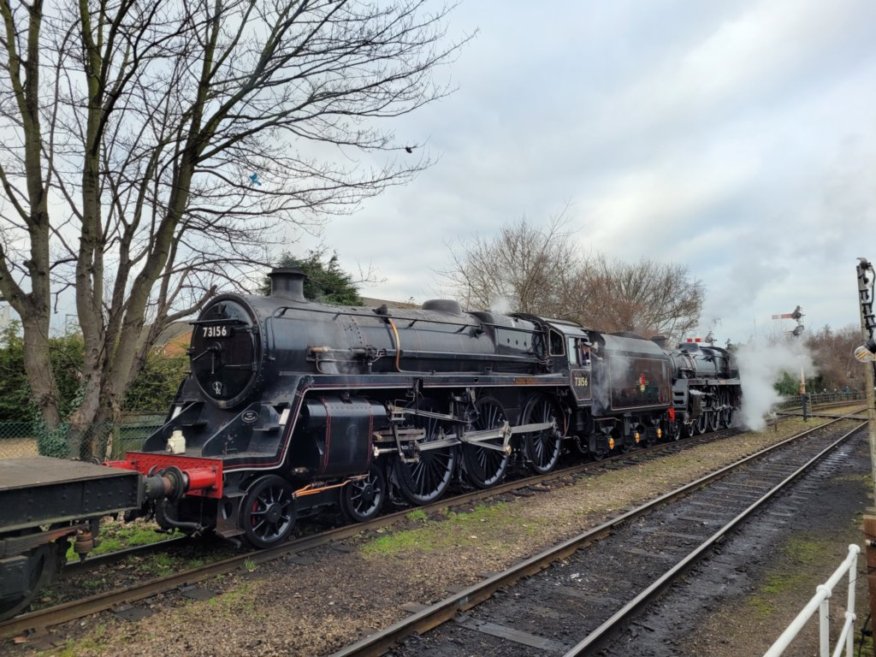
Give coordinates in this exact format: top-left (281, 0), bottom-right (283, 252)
top-left (0, 413), bottom-right (166, 460)
top-left (0, 421), bottom-right (39, 459)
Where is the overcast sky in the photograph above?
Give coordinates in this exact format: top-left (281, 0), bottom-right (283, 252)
top-left (297, 0), bottom-right (876, 344)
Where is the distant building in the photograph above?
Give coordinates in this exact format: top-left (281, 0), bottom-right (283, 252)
top-left (154, 321), bottom-right (194, 357)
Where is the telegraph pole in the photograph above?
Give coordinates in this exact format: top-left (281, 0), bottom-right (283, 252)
top-left (854, 259), bottom-right (876, 621)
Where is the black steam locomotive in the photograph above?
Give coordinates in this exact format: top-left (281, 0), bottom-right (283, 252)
top-left (114, 268), bottom-right (741, 544)
top-left (0, 269), bottom-right (741, 618)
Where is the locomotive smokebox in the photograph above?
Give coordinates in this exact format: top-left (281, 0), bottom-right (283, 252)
top-left (268, 267), bottom-right (307, 302)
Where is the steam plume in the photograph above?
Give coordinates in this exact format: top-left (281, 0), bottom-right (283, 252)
top-left (735, 337), bottom-right (816, 430)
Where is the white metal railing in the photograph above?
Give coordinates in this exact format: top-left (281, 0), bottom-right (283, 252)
top-left (763, 544), bottom-right (861, 657)
top-left (778, 391), bottom-right (865, 409)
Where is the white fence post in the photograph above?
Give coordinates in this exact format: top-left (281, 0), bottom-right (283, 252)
top-left (763, 544), bottom-right (860, 657)
top-left (818, 587), bottom-right (830, 657)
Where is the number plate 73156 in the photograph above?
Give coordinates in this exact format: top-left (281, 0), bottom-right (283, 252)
top-left (202, 325), bottom-right (231, 338)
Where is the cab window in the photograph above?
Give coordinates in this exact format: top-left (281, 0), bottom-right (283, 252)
top-left (567, 337), bottom-right (578, 366)
top-left (579, 341), bottom-right (591, 366)
top-left (549, 330), bottom-right (564, 356)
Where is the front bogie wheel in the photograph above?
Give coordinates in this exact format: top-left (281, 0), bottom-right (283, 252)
top-left (241, 475), bottom-right (296, 549)
top-left (340, 463), bottom-right (386, 523)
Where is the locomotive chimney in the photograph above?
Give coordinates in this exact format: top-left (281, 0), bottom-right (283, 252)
top-left (268, 268), bottom-right (307, 302)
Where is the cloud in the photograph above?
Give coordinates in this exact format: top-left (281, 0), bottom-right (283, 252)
top-left (293, 0), bottom-right (876, 344)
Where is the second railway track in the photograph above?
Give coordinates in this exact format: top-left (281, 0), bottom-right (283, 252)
top-left (330, 416), bottom-right (865, 657)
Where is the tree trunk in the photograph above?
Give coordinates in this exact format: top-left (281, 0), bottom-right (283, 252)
top-left (69, 381), bottom-right (118, 461)
top-left (20, 316), bottom-right (61, 431)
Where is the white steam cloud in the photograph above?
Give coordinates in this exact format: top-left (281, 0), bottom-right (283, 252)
top-left (735, 337), bottom-right (817, 430)
top-left (489, 296), bottom-right (514, 315)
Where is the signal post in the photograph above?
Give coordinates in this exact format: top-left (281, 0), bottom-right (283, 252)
top-left (854, 259), bottom-right (876, 622)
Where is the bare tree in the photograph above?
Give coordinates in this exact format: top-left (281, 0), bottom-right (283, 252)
top-left (446, 216), bottom-right (582, 317)
top-left (580, 256), bottom-right (703, 338)
top-left (0, 0), bottom-right (464, 457)
top-left (446, 218), bottom-right (703, 340)
top-left (805, 325), bottom-right (862, 391)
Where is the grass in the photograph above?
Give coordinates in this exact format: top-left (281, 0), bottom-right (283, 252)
top-left (747, 535), bottom-right (836, 619)
top-left (203, 582), bottom-right (256, 614)
top-left (362, 502), bottom-right (522, 557)
top-left (50, 623), bottom-right (108, 657)
top-left (785, 536), bottom-right (829, 564)
top-left (405, 509), bottom-right (428, 522)
top-left (65, 519), bottom-right (176, 562)
top-left (125, 551), bottom-right (178, 578)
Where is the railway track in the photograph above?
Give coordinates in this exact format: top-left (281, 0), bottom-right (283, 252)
top-left (327, 416), bottom-right (864, 657)
top-left (2, 422), bottom-right (755, 640)
top-left (59, 409), bottom-right (865, 585)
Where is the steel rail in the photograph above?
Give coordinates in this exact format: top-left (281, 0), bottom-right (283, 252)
top-left (328, 415), bottom-right (863, 657)
top-left (562, 420), bottom-right (865, 656)
top-left (52, 411), bottom-right (813, 581)
top-left (63, 536), bottom-right (190, 575)
top-left (0, 415), bottom-right (806, 640)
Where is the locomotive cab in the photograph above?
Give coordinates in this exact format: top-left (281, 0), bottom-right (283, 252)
top-left (544, 320), bottom-right (593, 405)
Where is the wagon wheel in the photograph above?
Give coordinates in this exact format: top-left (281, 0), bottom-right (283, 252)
top-left (522, 394), bottom-right (563, 474)
top-left (340, 463), bottom-right (386, 523)
top-left (462, 397), bottom-right (510, 489)
top-left (394, 401), bottom-right (458, 505)
top-left (720, 407), bottom-right (734, 428)
top-left (0, 538), bottom-right (59, 621)
top-left (695, 412), bottom-right (708, 435)
top-left (241, 475), bottom-right (296, 549)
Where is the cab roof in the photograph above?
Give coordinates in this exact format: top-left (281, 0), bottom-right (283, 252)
top-left (545, 320), bottom-right (591, 341)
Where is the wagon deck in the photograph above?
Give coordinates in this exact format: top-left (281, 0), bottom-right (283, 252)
top-left (0, 456), bottom-right (141, 533)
